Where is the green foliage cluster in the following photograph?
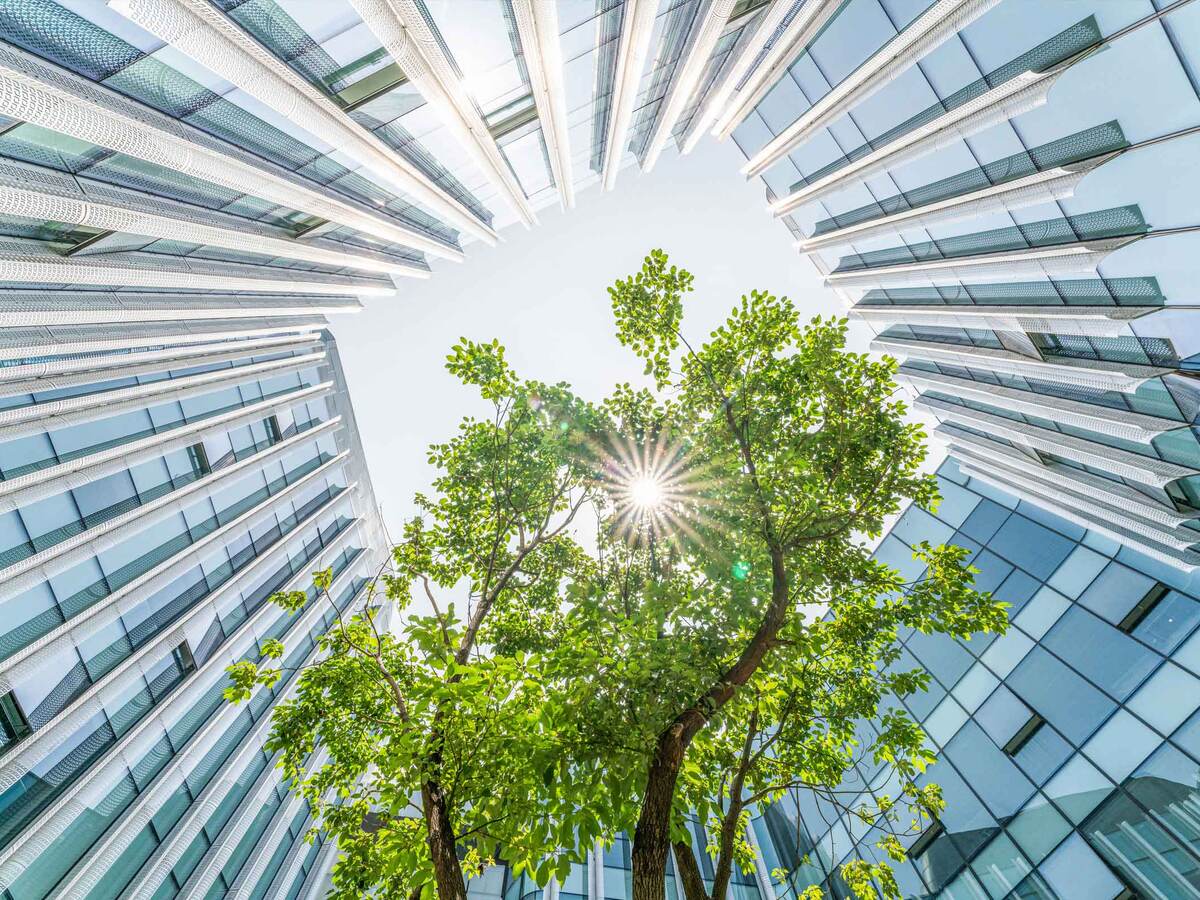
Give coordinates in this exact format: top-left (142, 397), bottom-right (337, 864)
top-left (225, 251), bottom-right (1007, 900)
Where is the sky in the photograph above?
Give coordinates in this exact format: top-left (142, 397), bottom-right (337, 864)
top-left (328, 138), bottom-right (913, 537)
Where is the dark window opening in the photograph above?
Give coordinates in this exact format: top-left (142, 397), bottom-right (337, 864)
top-left (1118, 583), bottom-right (1168, 634)
top-left (1003, 712), bottom-right (1047, 756)
top-left (172, 640), bottom-right (196, 675)
top-left (908, 820), bottom-right (944, 859)
top-left (0, 691), bottom-right (32, 745)
top-left (264, 415), bottom-right (283, 446)
top-left (186, 442), bottom-right (211, 478)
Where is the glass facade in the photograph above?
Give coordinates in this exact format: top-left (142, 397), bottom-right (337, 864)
top-left (0, 1), bottom-right (790, 893)
top-left (0, 323), bottom-right (387, 900)
top-left (720, 0), bottom-right (1200, 569)
top-left (1, 0), bottom-right (1199, 897)
top-left (757, 458), bottom-right (1200, 899)
top-left (457, 460), bottom-right (1200, 900)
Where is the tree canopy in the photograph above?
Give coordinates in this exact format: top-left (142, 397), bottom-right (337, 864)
top-left (226, 250), bottom-right (1007, 900)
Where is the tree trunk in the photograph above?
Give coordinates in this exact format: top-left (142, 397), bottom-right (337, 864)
top-left (632, 725), bottom-right (689, 900)
top-left (708, 803), bottom-right (743, 900)
top-left (632, 547), bottom-right (789, 900)
top-left (672, 840), bottom-right (709, 900)
top-left (423, 780), bottom-right (468, 900)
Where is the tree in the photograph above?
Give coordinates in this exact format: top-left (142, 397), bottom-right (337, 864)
top-left (226, 250), bottom-right (1006, 900)
top-left (539, 250), bottom-right (1007, 900)
top-left (668, 551), bottom-right (990, 900)
top-left (226, 339), bottom-right (606, 899)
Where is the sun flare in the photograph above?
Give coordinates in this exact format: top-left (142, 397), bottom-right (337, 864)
top-left (629, 475), bottom-right (665, 509)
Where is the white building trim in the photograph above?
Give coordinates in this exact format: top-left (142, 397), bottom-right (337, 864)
top-left (347, 0), bottom-right (537, 227)
top-left (642, 0), bottom-right (740, 172)
top-left (601, 0), bottom-right (658, 190)
top-left (510, 0), bottom-right (575, 209)
top-left (298, 838), bottom-right (340, 900)
top-left (796, 160), bottom-right (1112, 251)
top-left (770, 68), bottom-right (1066, 216)
top-left (955, 456), bottom-right (1200, 569)
top-left (0, 295), bottom-right (357, 330)
top-left (850, 301), bottom-right (1158, 338)
top-left (0, 158), bottom-right (428, 278)
top-left (0, 424), bottom-right (340, 610)
top-left (938, 424), bottom-right (1195, 527)
top-left (900, 366), bottom-right (1181, 442)
top-left (0, 351), bottom-right (324, 444)
top-left (203, 754), bottom-right (325, 899)
top-left (916, 394), bottom-right (1196, 487)
top-left (0, 383), bottom-right (333, 532)
top-left (0, 495), bottom-right (357, 806)
top-left (0, 322), bottom-right (329, 367)
top-left (108, 0), bottom-right (494, 246)
top-left (44, 567), bottom-right (368, 900)
top-left (180, 748), bottom-right (327, 898)
top-left (0, 420), bottom-right (341, 689)
top-left (871, 335), bottom-right (1168, 393)
top-left (0, 239), bottom-right (394, 296)
top-left (0, 43), bottom-right (461, 259)
top-left (0, 461), bottom-right (353, 672)
top-left (825, 238), bottom-right (1135, 292)
top-left (262, 812), bottom-right (317, 900)
top-left (0, 333), bottom-right (318, 392)
top-left (742, 0), bottom-right (1000, 177)
top-left (701, 0), bottom-right (844, 146)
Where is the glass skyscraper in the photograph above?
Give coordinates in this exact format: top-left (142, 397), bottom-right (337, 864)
top-left (725, 0), bottom-right (1200, 569)
top-left (0, 0), bottom-right (726, 896)
top-left (0, 0), bottom-right (1197, 898)
top-left (760, 458), bottom-right (1200, 900)
top-left (0, 320), bottom-right (388, 900)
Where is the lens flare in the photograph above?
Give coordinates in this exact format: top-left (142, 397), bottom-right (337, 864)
top-left (630, 476), bottom-right (665, 509)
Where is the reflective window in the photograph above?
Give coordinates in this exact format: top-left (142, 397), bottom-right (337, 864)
top-left (1042, 607), bottom-right (1158, 700)
top-left (1008, 647), bottom-right (1116, 745)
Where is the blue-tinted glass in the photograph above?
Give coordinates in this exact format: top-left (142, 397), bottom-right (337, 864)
top-left (921, 760), bottom-right (998, 863)
top-left (1135, 590), bottom-right (1200, 654)
top-left (1078, 561), bottom-right (1156, 626)
top-left (1044, 755), bottom-right (1114, 826)
top-left (1043, 607), bottom-right (1158, 700)
top-left (970, 832), bottom-right (1032, 899)
top-left (1008, 648), bottom-right (1116, 744)
top-left (1083, 792), bottom-right (1200, 897)
top-left (987, 516), bottom-right (1074, 580)
top-left (1046, 546), bottom-right (1108, 600)
top-left (976, 686), bottom-right (1032, 748)
top-left (944, 722), bottom-right (1036, 819)
top-left (1127, 744), bottom-right (1200, 859)
top-left (1083, 710), bottom-right (1160, 784)
top-left (972, 550), bottom-right (1015, 594)
top-left (994, 569), bottom-right (1040, 618)
top-left (928, 478), bottom-right (980, 528)
top-left (907, 629), bottom-right (975, 688)
top-left (873, 534), bottom-right (927, 581)
top-left (893, 504), bottom-right (955, 547)
top-left (959, 498), bottom-right (1011, 543)
top-left (1041, 833), bottom-right (1124, 900)
top-left (1007, 793), bottom-right (1072, 865)
top-left (1011, 721), bottom-right (1073, 786)
top-left (1128, 661), bottom-right (1200, 738)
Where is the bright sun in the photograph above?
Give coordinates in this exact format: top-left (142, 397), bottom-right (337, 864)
top-left (629, 475), bottom-right (665, 509)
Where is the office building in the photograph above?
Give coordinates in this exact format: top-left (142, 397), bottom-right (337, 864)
top-left (756, 458), bottom-right (1200, 899)
top-left (466, 457), bottom-right (1200, 900)
top-left (0, 1), bottom-right (785, 896)
top-left (0, 320), bottom-right (388, 900)
top-left (718, 0), bottom-right (1200, 569)
top-left (1, 0), bottom-right (1198, 898)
